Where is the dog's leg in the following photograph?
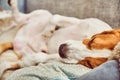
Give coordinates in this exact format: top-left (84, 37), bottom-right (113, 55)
top-left (8, 0), bottom-right (20, 23)
top-left (52, 15), bottom-right (80, 27)
top-left (16, 52), bottom-right (61, 68)
top-left (0, 42), bottom-right (13, 55)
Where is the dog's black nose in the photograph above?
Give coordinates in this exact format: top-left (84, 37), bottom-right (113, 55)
top-left (59, 43), bottom-right (68, 58)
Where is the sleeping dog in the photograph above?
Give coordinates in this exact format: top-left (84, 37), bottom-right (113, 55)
top-left (59, 29), bottom-right (120, 69)
top-left (0, 0), bottom-right (112, 78)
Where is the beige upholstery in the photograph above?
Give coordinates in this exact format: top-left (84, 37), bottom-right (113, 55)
top-left (26, 0), bottom-right (120, 28)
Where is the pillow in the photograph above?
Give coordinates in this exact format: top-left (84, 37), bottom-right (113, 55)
top-left (75, 60), bottom-right (119, 80)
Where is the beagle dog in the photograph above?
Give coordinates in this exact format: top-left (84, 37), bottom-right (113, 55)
top-left (59, 29), bottom-right (120, 69)
top-left (0, 0), bottom-right (112, 78)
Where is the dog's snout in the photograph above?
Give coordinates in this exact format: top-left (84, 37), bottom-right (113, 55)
top-left (59, 43), bottom-right (68, 58)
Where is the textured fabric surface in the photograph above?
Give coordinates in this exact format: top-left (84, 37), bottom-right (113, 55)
top-left (26, 0), bottom-right (120, 28)
top-left (6, 61), bottom-right (91, 80)
top-left (76, 60), bottom-right (119, 80)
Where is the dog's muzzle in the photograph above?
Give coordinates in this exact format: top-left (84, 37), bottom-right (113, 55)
top-left (59, 43), bottom-right (69, 58)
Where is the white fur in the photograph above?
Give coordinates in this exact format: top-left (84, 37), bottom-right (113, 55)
top-left (60, 40), bottom-right (112, 63)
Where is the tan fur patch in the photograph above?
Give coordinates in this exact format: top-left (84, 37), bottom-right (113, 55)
top-left (0, 42), bottom-right (13, 55)
top-left (83, 29), bottom-right (120, 50)
top-left (77, 57), bottom-right (108, 69)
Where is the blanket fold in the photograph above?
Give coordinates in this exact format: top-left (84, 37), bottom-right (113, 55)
top-left (6, 61), bottom-right (91, 80)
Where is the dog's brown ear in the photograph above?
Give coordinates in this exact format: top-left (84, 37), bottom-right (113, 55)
top-left (101, 29), bottom-right (120, 34)
top-left (77, 57), bottom-right (108, 69)
top-left (8, 0), bottom-right (11, 6)
top-left (83, 39), bottom-right (90, 45)
top-left (83, 39), bottom-right (93, 49)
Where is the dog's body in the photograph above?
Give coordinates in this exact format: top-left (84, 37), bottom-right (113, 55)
top-left (0, 0), bottom-right (113, 78)
top-left (13, 15), bottom-right (112, 68)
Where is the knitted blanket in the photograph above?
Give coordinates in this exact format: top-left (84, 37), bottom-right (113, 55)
top-left (6, 61), bottom-right (91, 80)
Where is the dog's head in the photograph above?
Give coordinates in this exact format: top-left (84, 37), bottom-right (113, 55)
top-left (59, 40), bottom-right (111, 67)
top-left (59, 29), bottom-right (120, 68)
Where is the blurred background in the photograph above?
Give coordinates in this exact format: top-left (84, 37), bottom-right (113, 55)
top-left (0, 0), bottom-right (120, 28)
top-left (0, 0), bottom-right (25, 12)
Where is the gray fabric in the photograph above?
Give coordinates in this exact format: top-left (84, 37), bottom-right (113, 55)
top-left (76, 60), bottom-right (119, 80)
top-left (26, 0), bottom-right (120, 28)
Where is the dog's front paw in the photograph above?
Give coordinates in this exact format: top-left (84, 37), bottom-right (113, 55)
top-left (18, 53), bottom-right (49, 67)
